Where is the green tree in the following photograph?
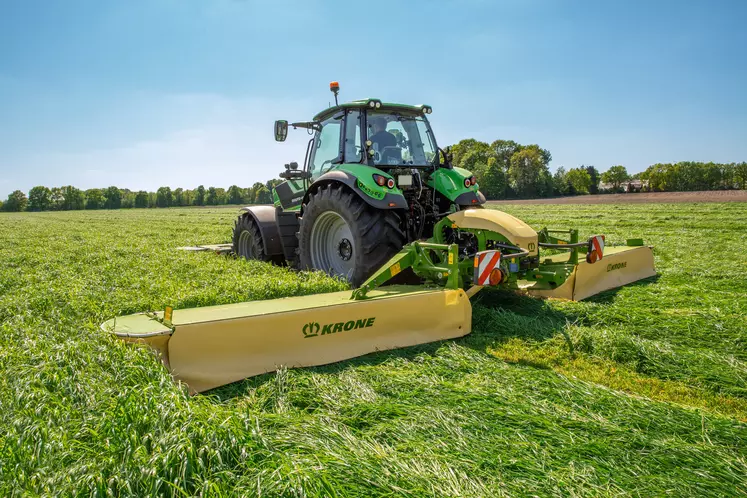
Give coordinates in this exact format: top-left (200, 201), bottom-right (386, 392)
top-left (601, 165), bottom-right (630, 192)
top-left (206, 187), bottom-right (219, 205)
top-left (228, 185), bottom-right (243, 205)
top-left (134, 191), bottom-right (149, 208)
top-left (85, 189), bottom-right (106, 209)
top-left (490, 140), bottom-right (522, 170)
top-left (182, 189), bottom-right (194, 206)
top-left (104, 186), bottom-right (122, 209)
top-left (61, 186), bottom-right (85, 210)
top-left (156, 187), bottom-right (172, 208)
top-left (254, 185), bottom-right (272, 204)
top-left (50, 187), bottom-right (65, 210)
top-left (194, 185), bottom-right (206, 206)
top-left (249, 182), bottom-right (267, 204)
top-left (243, 187), bottom-right (255, 204)
top-left (4, 190), bottom-right (28, 211)
top-left (553, 167), bottom-right (569, 195)
top-left (457, 141), bottom-right (494, 181)
top-left (215, 187), bottom-right (227, 204)
top-left (566, 168), bottom-right (592, 194)
top-left (449, 139), bottom-right (485, 168)
top-left (735, 162), bottom-right (747, 189)
top-left (480, 157), bottom-right (507, 199)
top-left (173, 188), bottom-right (184, 206)
top-left (508, 146), bottom-right (550, 198)
top-left (585, 165), bottom-right (600, 194)
top-left (28, 186), bottom-right (52, 211)
top-left (121, 190), bottom-right (135, 208)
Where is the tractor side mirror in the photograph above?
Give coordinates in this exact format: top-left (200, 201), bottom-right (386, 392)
top-left (274, 120), bottom-right (288, 142)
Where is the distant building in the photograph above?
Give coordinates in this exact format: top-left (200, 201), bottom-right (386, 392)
top-left (598, 180), bottom-right (649, 193)
top-left (625, 180), bottom-right (648, 192)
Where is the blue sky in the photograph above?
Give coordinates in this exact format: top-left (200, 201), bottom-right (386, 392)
top-left (1, 0), bottom-right (746, 197)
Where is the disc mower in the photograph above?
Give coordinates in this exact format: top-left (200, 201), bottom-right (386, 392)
top-left (103, 83), bottom-right (656, 393)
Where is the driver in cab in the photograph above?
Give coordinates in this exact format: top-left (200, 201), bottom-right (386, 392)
top-left (369, 117), bottom-right (396, 151)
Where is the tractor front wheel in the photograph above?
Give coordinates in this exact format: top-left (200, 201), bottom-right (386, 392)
top-left (233, 214), bottom-right (270, 261)
top-left (299, 184), bottom-right (405, 287)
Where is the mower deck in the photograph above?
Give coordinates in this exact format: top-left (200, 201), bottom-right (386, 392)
top-left (104, 285), bottom-right (472, 393)
top-left (521, 245), bottom-right (655, 301)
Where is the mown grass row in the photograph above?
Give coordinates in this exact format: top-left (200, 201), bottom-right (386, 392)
top-left (1, 204), bottom-right (745, 496)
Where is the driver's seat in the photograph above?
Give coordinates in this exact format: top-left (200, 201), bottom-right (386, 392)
top-left (379, 147), bottom-right (402, 165)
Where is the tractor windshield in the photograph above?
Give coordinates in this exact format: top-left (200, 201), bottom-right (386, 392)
top-left (367, 112), bottom-right (437, 168)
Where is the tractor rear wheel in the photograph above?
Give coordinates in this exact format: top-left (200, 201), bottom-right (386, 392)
top-left (233, 214), bottom-right (271, 261)
top-left (299, 184), bottom-right (405, 287)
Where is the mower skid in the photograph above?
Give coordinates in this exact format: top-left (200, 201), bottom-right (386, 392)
top-left (522, 245), bottom-right (655, 301)
top-left (103, 286), bottom-right (472, 393)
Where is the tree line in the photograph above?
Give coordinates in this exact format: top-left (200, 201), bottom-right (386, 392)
top-left (640, 162), bottom-right (747, 192)
top-left (449, 139), bottom-right (746, 199)
top-left (3, 140), bottom-right (746, 211)
top-left (1, 181), bottom-right (281, 212)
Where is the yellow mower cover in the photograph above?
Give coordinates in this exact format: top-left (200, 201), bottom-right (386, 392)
top-left (522, 245), bottom-right (656, 301)
top-left (104, 286), bottom-right (471, 393)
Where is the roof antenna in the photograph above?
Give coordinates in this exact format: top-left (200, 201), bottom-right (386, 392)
top-left (330, 81), bottom-right (339, 106)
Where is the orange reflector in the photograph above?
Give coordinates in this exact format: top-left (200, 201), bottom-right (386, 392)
top-left (471, 199), bottom-right (477, 203)
top-left (388, 202), bottom-right (396, 207)
top-left (473, 256), bottom-right (479, 267)
top-left (489, 269), bottom-right (502, 286)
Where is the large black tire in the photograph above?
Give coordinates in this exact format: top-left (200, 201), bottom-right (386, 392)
top-left (299, 183), bottom-right (405, 287)
top-left (232, 214), bottom-right (271, 262)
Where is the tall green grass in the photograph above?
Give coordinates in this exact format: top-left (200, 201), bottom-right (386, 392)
top-left (1, 204), bottom-right (745, 496)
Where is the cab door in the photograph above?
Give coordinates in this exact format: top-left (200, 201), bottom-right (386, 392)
top-left (307, 113), bottom-right (344, 182)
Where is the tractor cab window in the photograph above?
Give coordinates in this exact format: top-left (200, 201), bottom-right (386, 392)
top-left (366, 112), bottom-right (437, 167)
top-left (344, 110), bottom-right (362, 163)
top-left (309, 116), bottom-right (342, 179)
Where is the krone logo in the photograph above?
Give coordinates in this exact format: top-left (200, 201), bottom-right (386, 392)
top-left (302, 317), bottom-right (376, 338)
top-left (607, 262), bottom-right (627, 272)
top-left (302, 322), bottom-right (320, 338)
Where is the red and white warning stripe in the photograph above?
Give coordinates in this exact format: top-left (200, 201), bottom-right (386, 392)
top-left (473, 250), bottom-right (502, 286)
top-left (586, 235), bottom-right (605, 264)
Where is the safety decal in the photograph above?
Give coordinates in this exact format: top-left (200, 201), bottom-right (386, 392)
top-left (586, 235), bottom-right (605, 264)
top-left (473, 250), bottom-right (502, 286)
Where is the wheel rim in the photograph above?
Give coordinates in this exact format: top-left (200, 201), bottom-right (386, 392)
top-left (309, 211), bottom-right (356, 279)
top-left (238, 230), bottom-right (257, 259)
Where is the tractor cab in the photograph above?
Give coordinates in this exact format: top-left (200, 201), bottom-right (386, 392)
top-left (276, 99), bottom-right (439, 183)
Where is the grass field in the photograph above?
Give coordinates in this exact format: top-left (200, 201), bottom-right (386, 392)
top-left (1, 203), bottom-right (746, 496)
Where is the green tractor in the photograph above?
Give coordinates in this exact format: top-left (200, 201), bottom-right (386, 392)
top-left (233, 83), bottom-right (485, 286)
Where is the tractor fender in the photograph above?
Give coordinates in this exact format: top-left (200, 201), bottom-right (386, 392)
top-left (302, 170), bottom-right (407, 213)
top-left (238, 206), bottom-right (283, 257)
top-left (454, 190), bottom-right (486, 207)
